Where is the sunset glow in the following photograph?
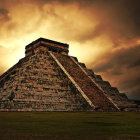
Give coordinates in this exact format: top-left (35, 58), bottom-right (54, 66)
top-left (0, 0), bottom-right (140, 99)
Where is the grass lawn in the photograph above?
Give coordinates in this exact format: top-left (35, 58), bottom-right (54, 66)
top-left (0, 112), bottom-right (139, 140)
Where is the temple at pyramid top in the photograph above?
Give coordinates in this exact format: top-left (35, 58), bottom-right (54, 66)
top-left (25, 38), bottom-right (69, 56)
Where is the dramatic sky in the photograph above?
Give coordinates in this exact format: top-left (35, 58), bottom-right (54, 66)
top-left (0, 0), bottom-right (140, 99)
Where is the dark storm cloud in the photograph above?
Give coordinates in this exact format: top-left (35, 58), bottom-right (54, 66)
top-left (0, 8), bottom-right (8, 14)
top-left (0, 8), bottom-right (9, 24)
top-left (75, 24), bottom-right (106, 43)
top-left (39, 0), bottom-right (140, 46)
top-left (118, 66), bottom-right (140, 99)
top-left (87, 0), bottom-right (140, 47)
top-left (93, 45), bottom-right (140, 73)
top-left (0, 0), bottom-right (140, 43)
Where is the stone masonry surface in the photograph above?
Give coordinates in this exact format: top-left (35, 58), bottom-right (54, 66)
top-left (0, 38), bottom-right (139, 111)
top-left (0, 51), bottom-right (92, 111)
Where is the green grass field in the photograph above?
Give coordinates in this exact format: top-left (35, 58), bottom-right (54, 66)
top-left (0, 112), bottom-right (139, 140)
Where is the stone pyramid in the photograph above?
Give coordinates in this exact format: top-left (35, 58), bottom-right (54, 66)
top-left (0, 38), bottom-right (138, 111)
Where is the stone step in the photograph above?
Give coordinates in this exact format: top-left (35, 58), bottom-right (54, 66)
top-left (94, 74), bottom-right (103, 81)
top-left (0, 99), bottom-right (88, 111)
top-left (18, 79), bottom-right (67, 86)
top-left (101, 87), bottom-right (119, 94)
top-left (18, 76), bottom-right (63, 82)
top-left (95, 80), bottom-right (111, 88)
top-left (16, 83), bottom-right (71, 91)
top-left (0, 99), bottom-right (84, 105)
top-left (79, 62), bottom-right (86, 68)
top-left (85, 69), bottom-right (95, 77)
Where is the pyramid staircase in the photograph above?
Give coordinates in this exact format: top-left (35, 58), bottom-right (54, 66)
top-left (78, 64), bottom-right (138, 111)
top-left (0, 38), bottom-right (138, 111)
